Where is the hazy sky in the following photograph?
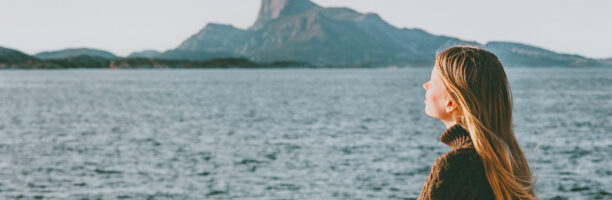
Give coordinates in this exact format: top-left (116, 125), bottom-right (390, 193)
top-left (0, 0), bottom-right (610, 58)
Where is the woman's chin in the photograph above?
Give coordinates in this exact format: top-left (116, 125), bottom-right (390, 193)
top-left (424, 109), bottom-right (432, 118)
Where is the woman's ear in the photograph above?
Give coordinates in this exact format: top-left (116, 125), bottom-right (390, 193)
top-left (446, 99), bottom-right (457, 113)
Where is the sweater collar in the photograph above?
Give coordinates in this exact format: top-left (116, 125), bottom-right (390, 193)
top-left (440, 123), bottom-right (472, 150)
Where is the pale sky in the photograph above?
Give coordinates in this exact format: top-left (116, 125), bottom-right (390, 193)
top-left (0, 0), bottom-right (610, 58)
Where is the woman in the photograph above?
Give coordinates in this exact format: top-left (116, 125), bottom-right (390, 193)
top-left (418, 46), bottom-right (536, 200)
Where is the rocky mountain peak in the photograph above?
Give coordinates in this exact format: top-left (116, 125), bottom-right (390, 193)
top-left (250, 0), bottom-right (320, 30)
top-left (204, 23), bottom-right (237, 30)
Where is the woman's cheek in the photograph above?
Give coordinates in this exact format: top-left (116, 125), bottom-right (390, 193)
top-left (424, 93), bottom-right (436, 116)
top-left (425, 90), bottom-right (445, 119)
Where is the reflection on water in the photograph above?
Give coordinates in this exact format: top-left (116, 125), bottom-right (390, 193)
top-left (0, 68), bottom-right (610, 199)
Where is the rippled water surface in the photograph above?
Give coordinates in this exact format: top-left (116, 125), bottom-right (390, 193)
top-left (0, 68), bottom-right (610, 199)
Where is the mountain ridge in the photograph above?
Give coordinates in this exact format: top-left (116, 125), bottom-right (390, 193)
top-left (176, 0), bottom-right (462, 66)
top-left (35, 48), bottom-right (118, 59)
top-left (1, 0), bottom-right (609, 68)
top-left (171, 0), bottom-right (605, 67)
top-left (484, 41), bottom-right (601, 67)
top-left (0, 45), bottom-right (313, 69)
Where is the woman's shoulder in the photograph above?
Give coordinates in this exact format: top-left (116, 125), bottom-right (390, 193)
top-left (418, 146), bottom-right (494, 199)
top-left (434, 145), bottom-right (483, 169)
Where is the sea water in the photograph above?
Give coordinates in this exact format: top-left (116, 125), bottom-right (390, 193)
top-left (0, 68), bottom-right (610, 199)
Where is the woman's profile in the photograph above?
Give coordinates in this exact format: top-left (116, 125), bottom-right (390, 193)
top-left (419, 46), bottom-right (536, 200)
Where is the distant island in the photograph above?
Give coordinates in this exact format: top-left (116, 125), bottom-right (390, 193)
top-left (1, 0), bottom-right (611, 69)
top-left (0, 47), bottom-right (314, 69)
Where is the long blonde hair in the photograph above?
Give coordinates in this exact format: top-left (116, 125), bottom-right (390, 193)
top-left (435, 46), bottom-right (536, 200)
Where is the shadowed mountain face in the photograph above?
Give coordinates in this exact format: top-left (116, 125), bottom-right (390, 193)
top-left (35, 48), bottom-right (118, 59)
top-left (244, 7), bottom-right (459, 65)
top-left (250, 0), bottom-right (321, 31)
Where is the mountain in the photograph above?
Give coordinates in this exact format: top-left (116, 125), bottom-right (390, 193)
top-left (1, 46), bottom-right (307, 69)
top-left (3, 0), bottom-right (608, 68)
top-left (244, 6), bottom-right (461, 65)
top-left (0, 46), bottom-right (38, 63)
top-left (176, 23), bottom-right (250, 54)
top-left (0, 46), bottom-right (53, 68)
top-left (127, 50), bottom-right (161, 58)
top-left (176, 0), bottom-right (459, 66)
top-left (485, 41), bottom-right (602, 67)
top-left (173, 0), bottom-right (607, 67)
top-left (35, 48), bottom-right (118, 59)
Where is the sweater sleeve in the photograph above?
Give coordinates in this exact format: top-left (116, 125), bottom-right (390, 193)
top-left (417, 148), bottom-right (492, 200)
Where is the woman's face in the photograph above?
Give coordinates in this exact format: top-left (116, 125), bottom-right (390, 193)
top-left (423, 67), bottom-right (453, 122)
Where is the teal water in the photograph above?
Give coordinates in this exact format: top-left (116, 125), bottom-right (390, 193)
top-left (0, 68), bottom-right (610, 199)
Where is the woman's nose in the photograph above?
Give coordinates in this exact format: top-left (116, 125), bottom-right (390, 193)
top-left (422, 82), bottom-right (428, 90)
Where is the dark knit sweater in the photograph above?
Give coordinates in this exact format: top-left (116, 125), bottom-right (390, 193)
top-left (418, 124), bottom-right (495, 200)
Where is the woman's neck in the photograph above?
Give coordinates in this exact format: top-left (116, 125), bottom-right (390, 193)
top-left (442, 120), bottom-right (457, 128)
